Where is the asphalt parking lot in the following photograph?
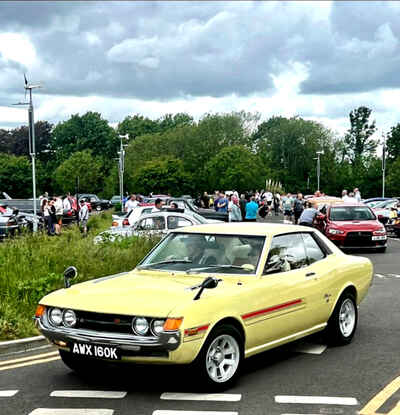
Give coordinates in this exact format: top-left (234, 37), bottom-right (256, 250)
top-left (0, 236), bottom-right (399, 415)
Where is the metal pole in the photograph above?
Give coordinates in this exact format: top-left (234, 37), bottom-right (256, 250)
top-left (28, 89), bottom-right (38, 232)
top-left (382, 134), bottom-right (386, 198)
top-left (317, 153), bottom-right (320, 191)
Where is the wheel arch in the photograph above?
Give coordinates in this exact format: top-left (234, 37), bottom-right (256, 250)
top-left (331, 284), bottom-right (357, 316)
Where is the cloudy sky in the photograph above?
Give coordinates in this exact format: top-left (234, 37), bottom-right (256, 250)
top-left (1, 1), bottom-right (400, 138)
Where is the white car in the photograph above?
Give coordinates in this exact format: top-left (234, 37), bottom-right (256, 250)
top-left (95, 211), bottom-right (222, 244)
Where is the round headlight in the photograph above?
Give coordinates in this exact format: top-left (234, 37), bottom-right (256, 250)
top-left (63, 309), bottom-right (77, 328)
top-left (151, 319), bottom-right (165, 336)
top-left (132, 317), bottom-right (149, 335)
top-left (49, 308), bottom-right (63, 326)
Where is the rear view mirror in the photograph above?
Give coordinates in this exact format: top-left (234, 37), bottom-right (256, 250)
top-left (64, 266), bottom-right (78, 288)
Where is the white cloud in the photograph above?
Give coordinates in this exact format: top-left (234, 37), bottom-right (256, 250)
top-left (0, 33), bottom-right (37, 66)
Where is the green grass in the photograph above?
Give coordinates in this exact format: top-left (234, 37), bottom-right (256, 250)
top-left (0, 211), bottom-right (159, 340)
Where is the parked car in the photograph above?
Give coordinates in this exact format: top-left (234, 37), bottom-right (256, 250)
top-left (35, 222), bottom-right (373, 389)
top-left (95, 210), bottom-right (212, 243)
top-left (110, 195), bottom-right (122, 206)
top-left (363, 197), bottom-right (392, 208)
top-left (77, 194), bottom-right (112, 211)
top-left (314, 203), bottom-right (387, 252)
top-left (371, 199), bottom-right (399, 224)
top-left (0, 205), bottom-right (43, 238)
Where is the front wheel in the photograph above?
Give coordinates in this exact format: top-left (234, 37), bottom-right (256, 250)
top-left (325, 293), bottom-right (358, 346)
top-left (192, 325), bottom-right (243, 391)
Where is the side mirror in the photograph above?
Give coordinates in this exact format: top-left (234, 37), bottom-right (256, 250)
top-left (64, 266), bottom-right (77, 288)
top-left (193, 277), bottom-right (221, 300)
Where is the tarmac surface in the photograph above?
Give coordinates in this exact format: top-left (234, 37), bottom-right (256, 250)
top-left (1, 215), bottom-right (399, 415)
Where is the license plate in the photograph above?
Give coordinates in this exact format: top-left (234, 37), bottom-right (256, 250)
top-left (372, 235), bottom-right (386, 241)
top-left (71, 342), bottom-right (120, 360)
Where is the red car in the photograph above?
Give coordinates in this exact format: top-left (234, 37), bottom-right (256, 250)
top-left (314, 203), bottom-right (387, 252)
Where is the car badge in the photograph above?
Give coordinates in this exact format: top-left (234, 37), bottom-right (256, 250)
top-left (114, 318), bottom-right (121, 324)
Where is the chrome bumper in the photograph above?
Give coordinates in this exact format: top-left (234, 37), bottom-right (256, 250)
top-left (35, 316), bottom-right (181, 354)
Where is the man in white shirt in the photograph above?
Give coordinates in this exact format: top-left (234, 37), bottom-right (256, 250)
top-left (78, 199), bottom-right (89, 235)
top-left (125, 194), bottom-right (139, 213)
top-left (63, 195), bottom-right (71, 211)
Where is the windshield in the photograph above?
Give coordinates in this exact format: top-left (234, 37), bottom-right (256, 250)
top-left (138, 232), bottom-right (266, 274)
top-left (373, 199), bottom-right (397, 209)
top-left (330, 206), bottom-right (375, 221)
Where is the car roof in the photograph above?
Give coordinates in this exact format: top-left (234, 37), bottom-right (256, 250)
top-left (139, 211), bottom-right (196, 220)
top-left (173, 222), bottom-right (310, 236)
top-left (328, 203), bottom-right (368, 208)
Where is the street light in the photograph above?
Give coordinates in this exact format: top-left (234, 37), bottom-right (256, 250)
top-left (118, 134), bottom-right (128, 211)
top-left (316, 151), bottom-right (324, 192)
top-left (12, 75), bottom-right (42, 231)
top-left (382, 133), bottom-right (386, 198)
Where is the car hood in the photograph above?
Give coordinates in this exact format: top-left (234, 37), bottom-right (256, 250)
top-left (329, 220), bottom-right (383, 230)
top-left (39, 271), bottom-right (234, 317)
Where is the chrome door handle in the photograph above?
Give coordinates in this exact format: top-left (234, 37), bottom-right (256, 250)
top-left (306, 272), bottom-right (316, 277)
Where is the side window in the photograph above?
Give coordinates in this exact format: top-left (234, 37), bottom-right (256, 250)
top-left (264, 233), bottom-right (307, 275)
top-left (301, 233), bottom-right (326, 264)
top-left (137, 217), bottom-right (165, 230)
top-left (167, 216), bottom-right (192, 229)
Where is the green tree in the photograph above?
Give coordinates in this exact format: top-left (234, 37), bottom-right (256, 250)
top-left (205, 146), bottom-right (266, 192)
top-left (386, 123), bottom-right (400, 163)
top-left (117, 114), bottom-right (160, 140)
top-left (51, 112), bottom-right (118, 162)
top-left (0, 154), bottom-right (33, 198)
top-left (131, 158), bottom-right (192, 196)
top-left (54, 151), bottom-right (104, 194)
top-left (158, 113), bottom-right (194, 131)
top-left (386, 156), bottom-right (400, 196)
top-left (344, 106), bottom-right (377, 165)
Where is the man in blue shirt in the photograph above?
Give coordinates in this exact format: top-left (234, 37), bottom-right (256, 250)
top-left (217, 192), bottom-right (228, 213)
top-left (245, 196), bottom-right (259, 222)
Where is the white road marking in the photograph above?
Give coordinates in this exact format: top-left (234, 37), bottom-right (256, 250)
top-left (375, 273), bottom-right (386, 279)
top-left (275, 396), bottom-right (358, 405)
top-left (50, 390), bottom-right (127, 399)
top-left (388, 274), bottom-right (400, 278)
top-left (29, 410), bottom-right (114, 415)
top-left (153, 412), bottom-right (238, 415)
top-left (160, 393), bottom-right (241, 401)
top-left (292, 342), bottom-right (327, 355)
top-left (0, 390), bottom-right (19, 397)
top-left (389, 237), bottom-right (400, 242)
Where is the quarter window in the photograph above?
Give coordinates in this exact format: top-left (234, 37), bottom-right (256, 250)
top-left (137, 217), bottom-right (165, 230)
top-left (167, 216), bottom-right (192, 229)
top-left (301, 233), bottom-right (326, 264)
top-left (264, 233), bottom-right (308, 275)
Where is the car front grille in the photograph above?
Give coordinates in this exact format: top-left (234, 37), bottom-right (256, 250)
top-left (76, 311), bottom-right (133, 335)
top-left (344, 231), bottom-right (373, 247)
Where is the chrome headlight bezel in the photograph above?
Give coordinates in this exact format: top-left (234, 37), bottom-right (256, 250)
top-left (132, 317), bottom-right (149, 335)
top-left (48, 307), bottom-right (63, 326)
top-left (62, 309), bottom-right (77, 328)
top-left (328, 228), bottom-right (344, 235)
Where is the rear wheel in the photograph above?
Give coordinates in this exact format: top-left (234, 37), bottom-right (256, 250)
top-left (192, 324), bottom-right (243, 391)
top-left (326, 293), bottom-right (357, 346)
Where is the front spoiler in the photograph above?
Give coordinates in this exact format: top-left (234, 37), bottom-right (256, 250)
top-left (35, 317), bottom-right (181, 355)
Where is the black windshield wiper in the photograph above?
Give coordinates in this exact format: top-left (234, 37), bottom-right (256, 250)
top-left (186, 264), bottom-right (253, 274)
top-left (137, 259), bottom-right (193, 269)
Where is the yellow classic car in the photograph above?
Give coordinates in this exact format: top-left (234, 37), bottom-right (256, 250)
top-left (35, 223), bottom-right (373, 389)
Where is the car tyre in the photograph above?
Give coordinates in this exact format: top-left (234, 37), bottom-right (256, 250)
top-left (192, 324), bottom-right (243, 391)
top-left (325, 292), bottom-right (357, 346)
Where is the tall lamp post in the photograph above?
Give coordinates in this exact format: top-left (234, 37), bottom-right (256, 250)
top-left (316, 150), bottom-right (324, 191)
top-left (382, 133), bottom-right (386, 198)
top-left (13, 76), bottom-right (41, 231)
top-left (118, 134), bottom-right (128, 211)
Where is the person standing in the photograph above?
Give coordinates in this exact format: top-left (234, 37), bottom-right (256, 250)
top-left (245, 196), bottom-right (258, 222)
top-left (54, 196), bottom-right (63, 235)
top-left (265, 190), bottom-right (273, 215)
top-left (49, 199), bottom-right (57, 235)
top-left (78, 199), bottom-right (89, 235)
top-left (217, 192), bottom-right (228, 213)
top-left (281, 193), bottom-right (294, 224)
top-left (228, 196), bottom-right (242, 222)
top-left (63, 194), bottom-right (72, 212)
top-left (41, 199), bottom-right (53, 236)
top-left (239, 194), bottom-right (247, 221)
top-left (354, 188), bottom-right (362, 202)
top-left (125, 194), bottom-right (139, 213)
top-left (293, 193), bottom-right (305, 225)
top-left (213, 191), bottom-right (220, 211)
top-left (273, 192), bottom-right (281, 216)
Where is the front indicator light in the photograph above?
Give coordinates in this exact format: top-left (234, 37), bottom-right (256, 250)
top-left (133, 317), bottom-right (149, 335)
top-left (35, 305), bottom-right (46, 318)
top-left (163, 318), bottom-right (183, 331)
top-left (49, 308), bottom-right (63, 326)
top-left (63, 309), bottom-right (77, 328)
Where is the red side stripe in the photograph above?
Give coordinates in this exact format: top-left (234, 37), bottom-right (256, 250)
top-left (184, 324), bottom-right (209, 336)
top-left (241, 299), bottom-right (303, 320)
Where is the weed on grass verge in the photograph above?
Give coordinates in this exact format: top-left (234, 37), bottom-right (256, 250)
top-left (0, 211), bottom-right (159, 340)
